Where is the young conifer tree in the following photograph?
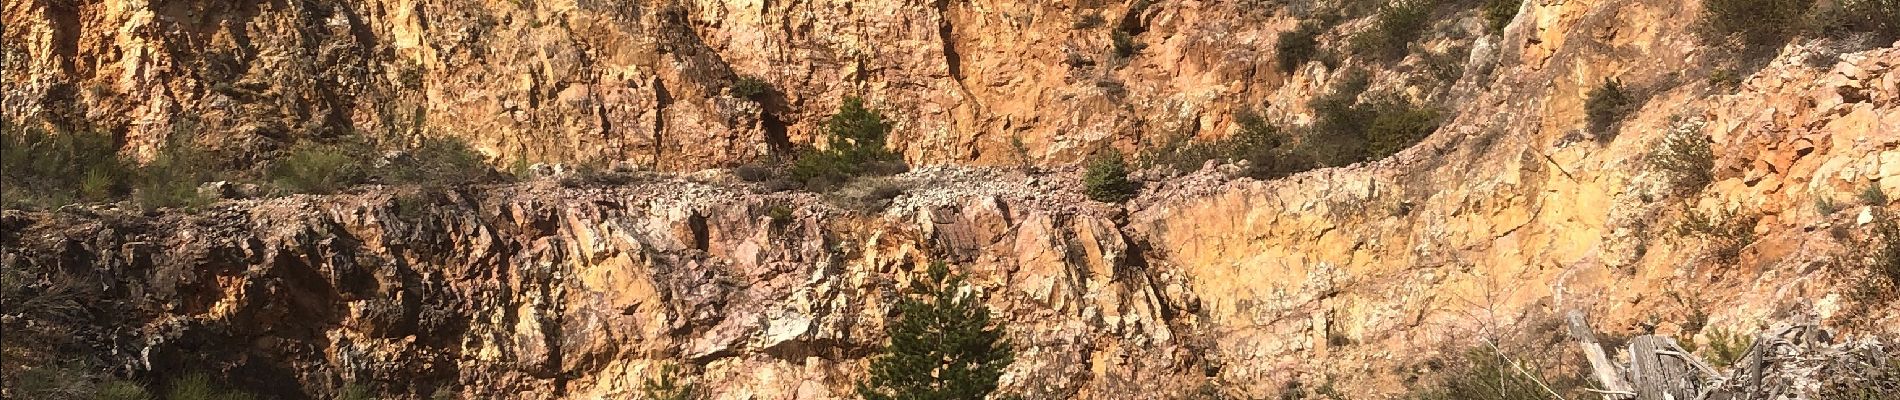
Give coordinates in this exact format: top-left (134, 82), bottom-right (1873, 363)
top-left (857, 261), bottom-right (1013, 400)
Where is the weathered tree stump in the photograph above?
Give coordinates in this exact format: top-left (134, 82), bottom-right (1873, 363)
top-left (1625, 335), bottom-right (1702, 400)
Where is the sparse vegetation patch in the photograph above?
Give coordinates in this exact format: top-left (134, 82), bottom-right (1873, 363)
top-left (1650, 119), bottom-right (1716, 193)
top-left (1585, 79), bottom-right (1636, 138)
top-left (1275, 22), bottom-right (1324, 74)
top-left (1351, 0), bottom-right (1432, 61)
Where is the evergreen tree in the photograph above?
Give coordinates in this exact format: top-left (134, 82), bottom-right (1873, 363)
top-left (825, 96), bottom-right (894, 162)
top-left (858, 261), bottom-right (1013, 400)
top-left (790, 96), bottom-right (902, 189)
top-left (1083, 149), bottom-right (1138, 203)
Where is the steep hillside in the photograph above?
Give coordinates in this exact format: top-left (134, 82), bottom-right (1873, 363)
top-left (3, 0), bottom-right (1899, 399)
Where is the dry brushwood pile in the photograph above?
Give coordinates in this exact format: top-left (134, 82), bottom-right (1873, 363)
top-left (1569, 310), bottom-right (1897, 400)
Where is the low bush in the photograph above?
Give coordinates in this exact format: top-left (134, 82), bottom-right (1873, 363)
top-left (1275, 22), bottom-right (1324, 74)
top-left (1585, 79), bottom-right (1636, 137)
top-left (1112, 30), bottom-right (1146, 58)
top-left (1864, 208), bottom-right (1900, 290)
top-left (1084, 149), bottom-right (1139, 203)
top-left (1482, 0), bottom-right (1521, 33)
top-left (1816, 195), bottom-right (1842, 215)
top-left (730, 75), bottom-right (771, 100)
top-left (384, 136), bottom-right (493, 188)
top-left (1351, 0), bottom-right (1432, 61)
top-left (1, 122), bottom-right (133, 208)
top-left (1674, 207), bottom-right (1758, 264)
top-left (1009, 135), bottom-right (1033, 168)
top-left (1073, 13), bottom-right (1107, 29)
top-left (1708, 69), bottom-right (1743, 89)
top-left (1405, 346), bottom-right (1584, 400)
top-left (1697, 326), bottom-right (1752, 368)
top-left (1303, 74), bottom-right (1441, 166)
top-left (766, 204), bottom-right (795, 225)
top-left (1807, 0), bottom-right (1900, 42)
top-left (642, 364), bottom-right (699, 400)
top-left (1304, 71), bottom-right (1375, 166)
top-left (1701, 0), bottom-right (1815, 47)
top-left (166, 372), bottom-right (256, 400)
top-left (1861, 185), bottom-right (1889, 206)
top-left (1362, 94), bottom-right (1441, 159)
top-left (271, 140), bottom-right (372, 195)
top-left (1138, 109), bottom-right (1290, 176)
top-left (339, 383), bottom-right (376, 400)
top-left (1650, 120), bottom-right (1716, 193)
top-left (134, 139), bottom-right (220, 210)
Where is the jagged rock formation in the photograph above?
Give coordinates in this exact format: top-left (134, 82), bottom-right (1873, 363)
top-left (3, 0), bottom-right (1326, 168)
top-left (4, 0), bottom-right (1899, 399)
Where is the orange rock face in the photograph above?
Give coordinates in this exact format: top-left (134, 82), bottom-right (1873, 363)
top-left (3, 0), bottom-right (1898, 399)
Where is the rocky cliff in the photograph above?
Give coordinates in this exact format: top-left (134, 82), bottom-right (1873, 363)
top-left (4, 0), bottom-right (1899, 399)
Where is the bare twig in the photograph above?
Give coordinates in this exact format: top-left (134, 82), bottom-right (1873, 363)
top-left (1483, 337), bottom-right (1571, 400)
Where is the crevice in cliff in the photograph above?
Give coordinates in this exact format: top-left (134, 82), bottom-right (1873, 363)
top-left (45, 1), bottom-right (80, 75)
top-left (652, 78), bottom-right (671, 169)
top-left (761, 110), bottom-right (793, 159)
top-left (934, 0), bottom-right (964, 84)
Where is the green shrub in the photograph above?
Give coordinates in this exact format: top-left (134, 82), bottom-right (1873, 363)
top-left (1820, 362), bottom-right (1900, 400)
top-left (1585, 79), bottom-right (1636, 137)
top-left (1861, 185), bottom-right (1889, 206)
top-left (787, 96), bottom-right (904, 190)
top-left (1304, 71), bottom-right (1375, 166)
top-left (1084, 149), bottom-right (1138, 203)
top-left (1816, 195), bottom-right (1842, 215)
top-left (1112, 30), bottom-right (1146, 58)
top-left (1275, 22), bottom-right (1324, 74)
top-left (134, 139), bottom-right (222, 210)
top-left (1302, 73), bottom-right (1439, 166)
top-left (166, 372), bottom-right (256, 400)
top-left (1404, 347), bottom-right (1581, 400)
top-left (1363, 94), bottom-right (1441, 158)
top-left (98, 379), bottom-right (153, 400)
top-left (1009, 135), bottom-right (1033, 168)
top-left (1650, 120), bottom-right (1716, 193)
top-left (1, 122), bottom-right (134, 208)
top-left (1701, 0), bottom-right (1815, 46)
top-left (338, 383), bottom-right (376, 400)
top-left (1140, 104), bottom-right (1292, 175)
top-left (1481, 0), bottom-right (1521, 33)
top-left (1351, 0), bottom-right (1432, 61)
top-left (1675, 207), bottom-right (1758, 264)
top-left (1708, 69), bottom-right (1743, 89)
top-left (1073, 13), bottom-right (1107, 29)
top-left (384, 136), bottom-right (493, 188)
top-left (1808, 0), bottom-right (1900, 42)
top-left (641, 364), bottom-right (699, 400)
top-left (1864, 208), bottom-right (1900, 292)
top-left (766, 204), bottom-right (795, 224)
top-left (730, 75), bottom-right (771, 99)
top-left (1696, 326), bottom-right (1752, 368)
top-left (271, 140), bottom-right (371, 195)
